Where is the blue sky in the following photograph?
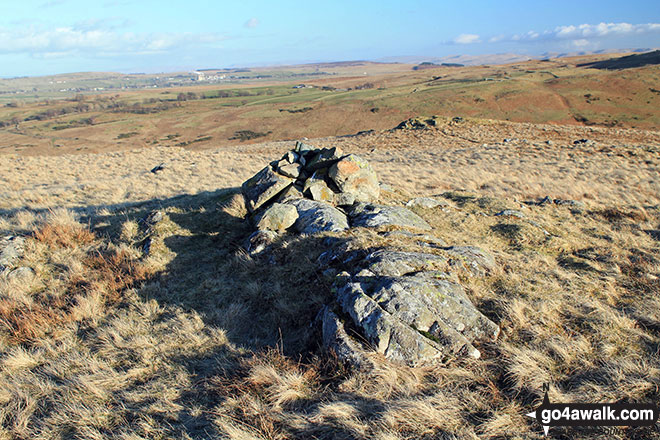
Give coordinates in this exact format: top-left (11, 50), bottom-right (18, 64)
top-left (1, 0), bottom-right (658, 77)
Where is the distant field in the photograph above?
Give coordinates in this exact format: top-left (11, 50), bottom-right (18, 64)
top-left (0, 52), bottom-right (658, 156)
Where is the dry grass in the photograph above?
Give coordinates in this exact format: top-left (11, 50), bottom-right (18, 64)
top-left (1, 119), bottom-right (660, 438)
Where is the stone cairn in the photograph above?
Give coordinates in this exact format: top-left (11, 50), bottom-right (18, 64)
top-left (241, 141), bottom-right (499, 367)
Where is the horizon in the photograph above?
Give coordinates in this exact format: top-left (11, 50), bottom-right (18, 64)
top-left (1, 0), bottom-right (659, 77)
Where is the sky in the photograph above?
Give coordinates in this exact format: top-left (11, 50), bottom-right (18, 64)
top-left (1, 0), bottom-right (659, 77)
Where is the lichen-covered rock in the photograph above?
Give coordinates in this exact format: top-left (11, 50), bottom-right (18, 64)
top-left (277, 162), bottom-right (303, 179)
top-left (242, 166), bottom-right (294, 213)
top-left (349, 203), bottom-right (432, 230)
top-left (286, 199), bottom-right (349, 234)
top-left (320, 307), bottom-right (373, 369)
top-left (334, 192), bottom-right (356, 206)
top-left (334, 279), bottom-right (444, 365)
top-left (328, 154), bottom-right (380, 203)
top-left (363, 249), bottom-right (447, 277)
top-left (254, 203), bottom-right (299, 232)
top-left (305, 180), bottom-right (335, 202)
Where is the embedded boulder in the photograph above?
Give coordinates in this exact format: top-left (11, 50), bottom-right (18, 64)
top-left (285, 199), bottom-right (349, 234)
top-left (254, 203), bottom-right (299, 232)
top-left (349, 203), bottom-right (432, 230)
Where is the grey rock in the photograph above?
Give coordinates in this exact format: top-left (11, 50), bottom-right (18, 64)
top-left (406, 197), bottom-right (447, 209)
top-left (304, 180), bottom-right (335, 202)
top-left (245, 230), bottom-right (278, 255)
top-left (0, 236), bottom-right (26, 270)
top-left (277, 162), bottom-right (303, 179)
top-left (283, 151), bottom-right (299, 164)
top-left (334, 192), bottom-right (356, 206)
top-left (328, 154), bottom-right (380, 203)
top-left (495, 209), bottom-right (525, 218)
top-left (276, 185), bottom-right (304, 203)
top-left (294, 140), bottom-right (315, 154)
top-left (363, 249), bottom-right (447, 277)
top-left (445, 246), bottom-right (497, 276)
top-left (349, 203), bottom-right (432, 231)
top-left (554, 199), bottom-right (586, 209)
top-left (286, 199), bottom-right (349, 234)
top-left (320, 307), bottom-right (373, 369)
top-left (242, 165), bottom-right (294, 213)
top-left (254, 203), bottom-right (299, 232)
top-left (7, 266), bottom-right (35, 284)
top-left (305, 147), bottom-right (343, 171)
top-left (334, 279), bottom-right (444, 365)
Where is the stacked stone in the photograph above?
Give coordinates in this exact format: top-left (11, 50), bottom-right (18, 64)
top-left (242, 141), bottom-right (380, 236)
top-left (240, 141), bottom-right (500, 367)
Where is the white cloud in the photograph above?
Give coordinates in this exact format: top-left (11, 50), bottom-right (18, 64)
top-left (0, 24), bottom-right (228, 57)
top-left (454, 33), bottom-right (480, 44)
top-left (505, 22), bottom-right (660, 44)
top-left (244, 18), bottom-right (259, 29)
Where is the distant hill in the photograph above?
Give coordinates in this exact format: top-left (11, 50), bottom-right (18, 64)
top-left (577, 50), bottom-right (660, 70)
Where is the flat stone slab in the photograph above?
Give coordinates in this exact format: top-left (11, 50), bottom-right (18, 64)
top-left (242, 166), bottom-right (294, 213)
top-left (349, 203), bottom-right (432, 230)
top-left (286, 199), bottom-right (349, 234)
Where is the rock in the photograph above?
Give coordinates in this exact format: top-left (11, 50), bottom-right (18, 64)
top-left (0, 236), bottom-right (26, 270)
top-left (245, 230), bottom-right (278, 255)
top-left (328, 154), bottom-right (380, 203)
top-left (254, 203), bottom-right (299, 232)
top-left (363, 249), bottom-right (447, 277)
top-left (334, 278), bottom-right (444, 365)
top-left (242, 165), bottom-right (294, 213)
top-left (294, 140), bottom-right (315, 155)
top-left (277, 162), bottom-right (303, 179)
top-left (445, 246), bottom-right (497, 276)
top-left (305, 147), bottom-right (343, 171)
top-left (495, 209), bottom-right (525, 218)
top-left (286, 199), bottom-right (349, 234)
top-left (276, 185), bottom-right (304, 203)
top-left (320, 307), bottom-right (373, 369)
top-left (406, 197), bottom-right (446, 209)
top-left (304, 180), bottom-right (335, 202)
top-left (6, 266), bottom-right (35, 284)
top-left (349, 203), bottom-right (432, 231)
top-left (380, 230), bottom-right (447, 248)
top-left (283, 151), bottom-right (299, 164)
top-left (334, 192), bottom-right (356, 206)
top-left (150, 163), bottom-right (165, 174)
top-left (554, 199), bottom-right (586, 209)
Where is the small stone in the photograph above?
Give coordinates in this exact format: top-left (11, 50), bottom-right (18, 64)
top-left (495, 209), bottom-right (525, 218)
top-left (406, 197), bottom-right (447, 209)
top-left (283, 151), bottom-right (298, 164)
top-left (0, 236), bottom-right (26, 269)
top-left (7, 266), bottom-right (35, 284)
top-left (445, 246), bottom-right (497, 276)
top-left (276, 185), bottom-right (304, 203)
top-left (334, 192), bottom-right (356, 206)
top-left (277, 162), bottom-right (303, 179)
top-left (254, 203), bottom-right (299, 232)
top-left (305, 147), bottom-right (344, 171)
top-left (305, 180), bottom-right (335, 202)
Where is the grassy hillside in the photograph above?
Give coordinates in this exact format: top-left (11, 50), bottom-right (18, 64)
top-left (0, 52), bottom-right (658, 156)
top-left (1, 118), bottom-right (659, 438)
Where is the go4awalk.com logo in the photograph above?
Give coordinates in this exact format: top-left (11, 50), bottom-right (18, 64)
top-left (526, 386), bottom-right (659, 436)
